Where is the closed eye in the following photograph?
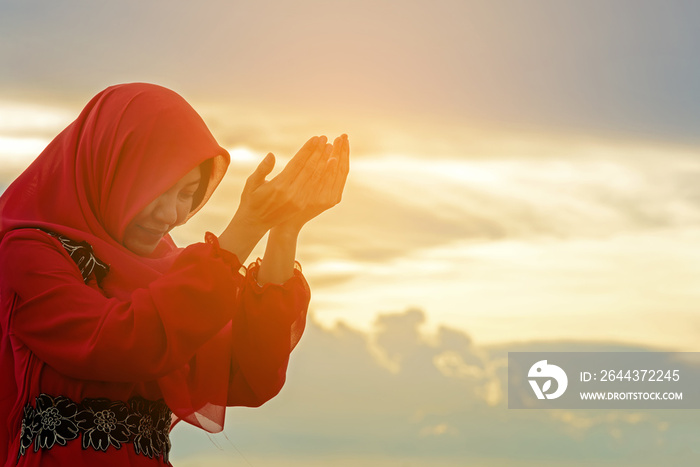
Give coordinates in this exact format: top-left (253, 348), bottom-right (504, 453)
top-left (179, 191), bottom-right (196, 201)
top-left (179, 179), bottom-right (201, 201)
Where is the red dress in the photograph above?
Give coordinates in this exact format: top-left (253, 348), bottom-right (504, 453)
top-left (0, 228), bottom-right (310, 466)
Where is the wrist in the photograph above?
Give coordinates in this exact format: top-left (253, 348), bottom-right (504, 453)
top-left (218, 212), bottom-right (268, 263)
top-left (270, 223), bottom-right (302, 240)
top-left (258, 225), bottom-right (299, 286)
top-left (229, 211), bottom-right (268, 239)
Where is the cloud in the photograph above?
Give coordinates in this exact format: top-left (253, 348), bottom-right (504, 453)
top-left (4, 1), bottom-right (700, 146)
top-left (170, 308), bottom-right (700, 466)
top-left (152, 145), bottom-right (700, 351)
top-left (282, 147), bottom-right (700, 272)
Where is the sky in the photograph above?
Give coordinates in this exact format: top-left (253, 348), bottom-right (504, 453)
top-left (3, 0), bottom-right (700, 465)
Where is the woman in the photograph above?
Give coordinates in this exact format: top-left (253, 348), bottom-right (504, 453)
top-left (0, 83), bottom-right (349, 466)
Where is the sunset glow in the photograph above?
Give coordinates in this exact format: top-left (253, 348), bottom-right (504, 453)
top-left (4, 1), bottom-right (700, 465)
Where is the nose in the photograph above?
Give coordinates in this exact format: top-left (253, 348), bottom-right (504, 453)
top-left (152, 194), bottom-right (179, 226)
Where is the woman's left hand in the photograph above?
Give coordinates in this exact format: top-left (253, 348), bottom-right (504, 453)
top-left (273, 134), bottom-right (350, 235)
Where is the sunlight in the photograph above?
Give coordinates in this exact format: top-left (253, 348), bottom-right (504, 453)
top-left (0, 136), bottom-right (48, 163)
top-left (227, 147), bottom-right (258, 163)
top-left (0, 102), bottom-right (72, 133)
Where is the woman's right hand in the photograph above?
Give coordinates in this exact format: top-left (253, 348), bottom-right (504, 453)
top-left (217, 136), bottom-right (332, 262)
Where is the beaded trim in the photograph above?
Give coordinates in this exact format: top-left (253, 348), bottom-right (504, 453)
top-left (18, 394), bottom-right (171, 463)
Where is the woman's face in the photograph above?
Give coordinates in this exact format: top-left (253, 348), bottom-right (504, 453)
top-left (123, 166), bottom-right (202, 256)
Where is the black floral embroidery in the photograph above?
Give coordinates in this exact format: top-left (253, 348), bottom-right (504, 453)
top-left (32, 395), bottom-right (80, 451)
top-left (130, 397), bottom-right (172, 463)
top-left (39, 229), bottom-right (110, 285)
top-left (18, 394), bottom-right (171, 462)
top-left (17, 405), bottom-right (36, 460)
top-left (76, 398), bottom-right (134, 451)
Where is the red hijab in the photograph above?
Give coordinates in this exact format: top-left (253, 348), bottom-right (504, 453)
top-left (0, 83), bottom-right (230, 299)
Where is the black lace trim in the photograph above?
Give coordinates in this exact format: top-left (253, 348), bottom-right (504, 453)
top-left (39, 229), bottom-right (110, 285)
top-left (18, 394), bottom-right (171, 463)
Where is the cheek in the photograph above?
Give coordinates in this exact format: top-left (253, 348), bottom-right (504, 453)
top-left (128, 201), bottom-right (155, 227)
top-left (175, 200), bottom-right (192, 225)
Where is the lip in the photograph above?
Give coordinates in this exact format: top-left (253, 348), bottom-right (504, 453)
top-left (137, 225), bottom-right (168, 237)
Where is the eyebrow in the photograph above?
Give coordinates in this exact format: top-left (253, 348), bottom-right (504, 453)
top-left (185, 179), bottom-right (202, 187)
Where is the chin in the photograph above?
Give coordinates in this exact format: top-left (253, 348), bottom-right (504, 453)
top-left (124, 240), bottom-right (158, 256)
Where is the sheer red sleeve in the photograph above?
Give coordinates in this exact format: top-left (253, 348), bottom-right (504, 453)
top-left (158, 233), bottom-right (310, 432)
top-left (0, 229), bottom-right (310, 433)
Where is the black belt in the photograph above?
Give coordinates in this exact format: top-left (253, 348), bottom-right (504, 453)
top-left (17, 393), bottom-right (171, 463)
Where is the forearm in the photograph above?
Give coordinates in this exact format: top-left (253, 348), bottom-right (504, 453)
top-left (217, 211), bottom-right (268, 264)
top-left (256, 226), bottom-right (300, 285)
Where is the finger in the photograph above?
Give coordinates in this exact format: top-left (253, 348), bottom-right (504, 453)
top-left (321, 155), bottom-right (339, 199)
top-left (288, 136), bottom-right (330, 194)
top-left (295, 142), bottom-right (332, 204)
top-left (277, 135), bottom-right (321, 182)
top-left (329, 135), bottom-right (342, 162)
top-left (245, 152), bottom-right (275, 190)
top-left (262, 137), bottom-right (325, 217)
top-left (330, 134), bottom-right (350, 201)
top-left (318, 142), bottom-right (336, 188)
top-left (319, 136), bottom-right (342, 198)
top-left (340, 134), bottom-right (349, 175)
